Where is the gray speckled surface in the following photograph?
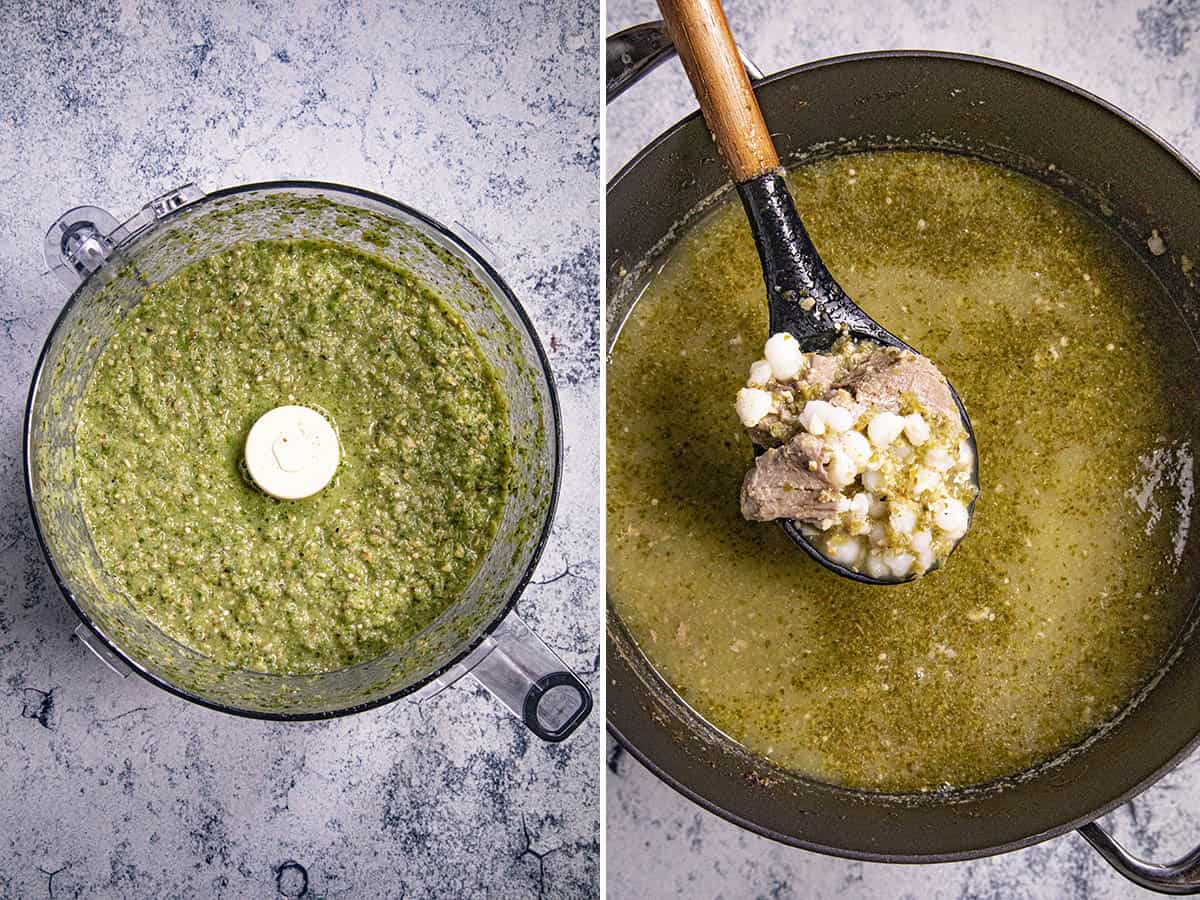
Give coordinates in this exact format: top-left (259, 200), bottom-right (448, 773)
top-left (605, 0), bottom-right (1200, 897)
top-left (0, 1), bottom-right (599, 897)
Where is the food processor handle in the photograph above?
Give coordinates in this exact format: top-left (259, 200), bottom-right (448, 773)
top-left (416, 614), bottom-right (591, 742)
top-left (466, 615), bottom-right (592, 742)
top-left (605, 19), bottom-right (763, 103)
top-left (1079, 821), bottom-right (1200, 894)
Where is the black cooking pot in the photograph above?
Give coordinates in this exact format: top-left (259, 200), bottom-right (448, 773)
top-left (606, 23), bottom-right (1200, 892)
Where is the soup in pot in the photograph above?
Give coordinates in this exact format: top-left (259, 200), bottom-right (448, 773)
top-left (607, 151), bottom-right (1198, 791)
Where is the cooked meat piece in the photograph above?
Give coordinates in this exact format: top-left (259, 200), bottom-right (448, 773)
top-left (826, 388), bottom-right (861, 414)
top-left (805, 353), bottom-right (840, 395)
top-left (740, 432), bottom-right (844, 522)
top-left (835, 347), bottom-right (957, 419)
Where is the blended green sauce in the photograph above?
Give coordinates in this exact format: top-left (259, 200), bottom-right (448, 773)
top-left (76, 239), bottom-right (512, 674)
top-left (608, 151), bottom-right (1198, 791)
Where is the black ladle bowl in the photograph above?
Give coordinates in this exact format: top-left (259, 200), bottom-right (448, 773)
top-left (658, 0), bottom-right (978, 583)
top-left (739, 172), bottom-right (980, 583)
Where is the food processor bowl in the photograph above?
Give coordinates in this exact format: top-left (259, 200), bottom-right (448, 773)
top-left (26, 181), bottom-right (591, 739)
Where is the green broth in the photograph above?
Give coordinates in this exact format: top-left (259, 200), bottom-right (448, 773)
top-left (76, 239), bottom-right (512, 675)
top-left (607, 151), bottom-right (1197, 791)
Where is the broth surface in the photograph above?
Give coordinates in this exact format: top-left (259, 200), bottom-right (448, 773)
top-left (608, 151), bottom-right (1197, 791)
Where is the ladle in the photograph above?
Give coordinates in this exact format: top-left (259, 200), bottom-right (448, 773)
top-left (657, 0), bottom-right (979, 583)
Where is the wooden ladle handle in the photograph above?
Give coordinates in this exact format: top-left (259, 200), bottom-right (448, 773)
top-left (657, 0), bottom-right (779, 182)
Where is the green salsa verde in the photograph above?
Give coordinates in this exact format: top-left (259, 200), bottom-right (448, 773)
top-left (608, 151), bottom-right (1198, 792)
top-left (76, 239), bottom-right (512, 674)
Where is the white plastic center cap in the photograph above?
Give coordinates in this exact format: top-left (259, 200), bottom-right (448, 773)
top-left (244, 405), bottom-right (339, 500)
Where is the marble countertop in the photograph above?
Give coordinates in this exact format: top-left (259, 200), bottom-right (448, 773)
top-left (605, 0), bottom-right (1200, 897)
top-left (0, 1), bottom-right (598, 897)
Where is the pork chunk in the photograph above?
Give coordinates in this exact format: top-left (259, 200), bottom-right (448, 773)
top-left (835, 347), bottom-right (956, 419)
top-left (740, 432), bottom-right (844, 522)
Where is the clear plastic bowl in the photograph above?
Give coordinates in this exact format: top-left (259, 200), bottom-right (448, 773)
top-left (26, 181), bottom-right (590, 737)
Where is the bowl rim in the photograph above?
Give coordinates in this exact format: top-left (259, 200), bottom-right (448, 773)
top-left (24, 178), bottom-right (563, 721)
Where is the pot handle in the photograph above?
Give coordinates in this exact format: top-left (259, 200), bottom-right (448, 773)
top-left (606, 19), bottom-right (763, 102)
top-left (1079, 821), bottom-right (1200, 894)
top-left (413, 614), bottom-right (592, 742)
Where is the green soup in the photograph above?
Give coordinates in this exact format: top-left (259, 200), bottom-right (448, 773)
top-left (608, 151), bottom-right (1197, 791)
top-left (76, 239), bottom-right (512, 675)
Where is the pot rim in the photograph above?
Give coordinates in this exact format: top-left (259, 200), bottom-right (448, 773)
top-left (24, 178), bottom-right (563, 722)
top-left (606, 48), bottom-right (1200, 862)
